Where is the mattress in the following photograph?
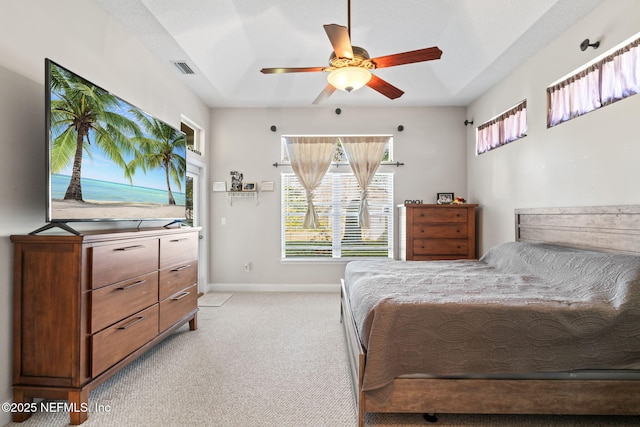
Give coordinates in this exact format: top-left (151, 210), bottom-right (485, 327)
top-left (343, 242), bottom-right (640, 394)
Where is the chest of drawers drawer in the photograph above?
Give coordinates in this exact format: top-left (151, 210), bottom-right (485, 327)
top-left (413, 239), bottom-right (469, 256)
top-left (412, 224), bottom-right (468, 239)
top-left (160, 234), bottom-right (198, 268)
top-left (90, 271), bottom-right (159, 333)
top-left (159, 261), bottom-right (198, 301)
top-left (91, 304), bottom-right (159, 377)
top-left (413, 207), bottom-right (468, 223)
top-left (90, 238), bottom-right (159, 289)
top-left (159, 284), bottom-right (198, 332)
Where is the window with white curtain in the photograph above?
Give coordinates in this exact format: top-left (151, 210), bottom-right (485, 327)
top-left (281, 172), bottom-right (394, 260)
top-left (476, 100), bottom-right (528, 155)
top-left (547, 34), bottom-right (640, 128)
top-left (280, 135), bottom-right (394, 260)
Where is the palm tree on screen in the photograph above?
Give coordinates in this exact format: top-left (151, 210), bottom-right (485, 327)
top-left (49, 64), bottom-right (142, 201)
top-left (127, 111), bottom-right (186, 205)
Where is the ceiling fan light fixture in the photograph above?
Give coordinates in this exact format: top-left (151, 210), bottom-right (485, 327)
top-left (327, 67), bottom-right (371, 92)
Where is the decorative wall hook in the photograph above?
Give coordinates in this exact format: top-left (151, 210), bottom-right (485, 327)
top-left (580, 39), bottom-right (600, 51)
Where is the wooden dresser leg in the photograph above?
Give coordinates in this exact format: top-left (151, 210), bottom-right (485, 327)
top-left (68, 390), bottom-right (89, 425)
top-left (189, 313), bottom-right (198, 331)
top-left (11, 389), bottom-right (33, 422)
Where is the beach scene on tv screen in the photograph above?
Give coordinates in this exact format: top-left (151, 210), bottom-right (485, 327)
top-left (48, 62), bottom-right (186, 220)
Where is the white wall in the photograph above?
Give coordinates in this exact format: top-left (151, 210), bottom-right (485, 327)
top-left (0, 0), bottom-right (210, 418)
top-left (467, 0), bottom-right (640, 254)
top-left (208, 106), bottom-right (467, 288)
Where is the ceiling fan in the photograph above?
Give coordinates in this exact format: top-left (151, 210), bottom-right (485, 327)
top-left (260, 0), bottom-right (443, 104)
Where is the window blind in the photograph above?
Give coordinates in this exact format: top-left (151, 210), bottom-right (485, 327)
top-left (281, 172), bottom-right (394, 259)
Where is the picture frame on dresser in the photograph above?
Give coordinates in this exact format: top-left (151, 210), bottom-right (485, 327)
top-left (436, 192), bottom-right (454, 204)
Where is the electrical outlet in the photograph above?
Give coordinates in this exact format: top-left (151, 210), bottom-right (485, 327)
top-left (221, 217), bottom-right (227, 225)
top-left (244, 261), bottom-right (251, 272)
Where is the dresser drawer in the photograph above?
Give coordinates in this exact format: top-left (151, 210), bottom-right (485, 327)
top-left (413, 239), bottom-right (469, 256)
top-left (90, 271), bottom-right (159, 333)
top-left (159, 261), bottom-right (198, 301)
top-left (90, 239), bottom-right (159, 289)
top-left (159, 284), bottom-right (198, 333)
top-left (412, 224), bottom-right (468, 239)
top-left (91, 304), bottom-right (159, 377)
top-left (160, 233), bottom-right (198, 268)
top-left (413, 207), bottom-right (468, 223)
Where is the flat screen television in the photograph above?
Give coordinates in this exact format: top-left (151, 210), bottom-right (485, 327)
top-left (40, 59), bottom-right (187, 233)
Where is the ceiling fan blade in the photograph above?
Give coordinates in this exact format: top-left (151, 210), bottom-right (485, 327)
top-left (312, 84), bottom-right (336, 105)
top-left (323, 24), bottom-right (353, 59)
top-left (371, 46), bottom-right (443, 69)
top-left (260, 67), bottom-right (325, 74)
top-left (366, 74), bottom-right (404, 100)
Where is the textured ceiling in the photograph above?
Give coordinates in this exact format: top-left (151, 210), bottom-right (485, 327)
top-left (95, 0), bottom-right (604, 108)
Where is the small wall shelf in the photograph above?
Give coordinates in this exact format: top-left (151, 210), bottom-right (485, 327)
top-left (226, 191), bottom-right (259, 206)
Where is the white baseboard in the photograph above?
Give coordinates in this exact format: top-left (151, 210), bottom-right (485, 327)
top-left (207, 283), bottom-right (339, 293)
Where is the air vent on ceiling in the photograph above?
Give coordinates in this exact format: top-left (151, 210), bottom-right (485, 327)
top-left (172, 61), bottom-right (195, 75)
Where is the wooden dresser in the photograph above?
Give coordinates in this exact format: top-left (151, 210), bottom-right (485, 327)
top-left (399, 204), bottom-right (478, 260)
top-left (10, 226), bottom-right (200, 424)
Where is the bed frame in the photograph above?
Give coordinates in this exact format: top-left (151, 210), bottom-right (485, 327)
top-left (341, 205), bottom-right (640, 427)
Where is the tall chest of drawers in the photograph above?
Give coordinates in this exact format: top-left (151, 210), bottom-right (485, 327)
top-left (399, 204), bottom-right (478, 260)
top-left (10, 227), bottom-right (200, 424)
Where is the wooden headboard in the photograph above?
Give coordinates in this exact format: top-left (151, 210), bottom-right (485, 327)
top-left (515, 205), bottom-right (640, 256)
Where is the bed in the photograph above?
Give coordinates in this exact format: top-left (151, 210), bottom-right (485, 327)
top-left (340, 205), bottom-right (640, 427)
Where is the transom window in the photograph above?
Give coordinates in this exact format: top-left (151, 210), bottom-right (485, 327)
top-left (547, 33), bottom-right (639, 127)
top-left (476, 100), bottom-right (527, 155)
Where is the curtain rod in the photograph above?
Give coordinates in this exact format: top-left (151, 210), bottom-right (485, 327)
top-left (273, 161), bottom-right (405, 168)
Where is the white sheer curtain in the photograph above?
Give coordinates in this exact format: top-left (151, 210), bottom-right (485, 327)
top-left (340, 136), bottom-right (389, 228)
top-left (284, 136), bottom-right (337, 229)
top-left (547, 37), bottom-right (639, 127)
top-left (547, 66), bottom-right (601, 127)
top-left (476, 100), bottom-right (527, 155)
top-left (601, 38), bottom-right (640, 103)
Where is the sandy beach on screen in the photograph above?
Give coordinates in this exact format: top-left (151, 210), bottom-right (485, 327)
top-left (52, 199), bottom-right (185, 220)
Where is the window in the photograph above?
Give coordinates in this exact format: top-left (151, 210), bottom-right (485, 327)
top-left (181, 116), bottom-right (203, 156)
top-left (476, 100), bottom-right (527, 154)
top-left (281, 172), bottom-right (394, 260)
top-left (547, 34), bottom-right (640, 127)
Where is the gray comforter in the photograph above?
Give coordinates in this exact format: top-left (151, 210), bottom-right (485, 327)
top-left (344, 242), bottom-right (640, 394)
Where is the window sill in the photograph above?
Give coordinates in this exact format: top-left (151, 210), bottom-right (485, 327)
top-left (280, 257), bottom-right (394, 264)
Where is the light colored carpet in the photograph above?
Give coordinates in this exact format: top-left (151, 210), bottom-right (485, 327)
top-left (4, 292), bottom-right (639, 427)
top-left (197, 292), bottom-right (232, 307)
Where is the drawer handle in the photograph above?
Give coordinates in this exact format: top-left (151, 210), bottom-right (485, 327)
top-left (172, 291), bottom-right (190, 301)
top-left (169, 238), bottom-right (189, 242)
top-left (113, 245), bottom-right (145, 252)
top-left (171, 264), bottom-right (191, 272)
top-left (118, 316), bottom-right (145, 330)
top-left (117, 280), bottom-right (146, 290)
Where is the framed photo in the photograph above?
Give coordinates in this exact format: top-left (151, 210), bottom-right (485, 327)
top-left (242, 182), bottom-right (257, 192)
top-left (437, 192), bottom-right (454, 204)
top-left (212, 181), bottom-right (227, 192)
top-left (261, 181), bottom-right (274, 192)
